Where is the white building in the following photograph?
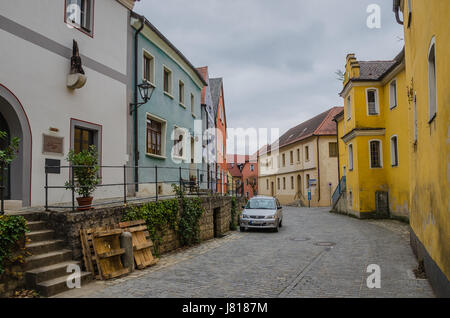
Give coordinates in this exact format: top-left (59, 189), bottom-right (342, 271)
top-left (0, 0), bottom-right (137, 208)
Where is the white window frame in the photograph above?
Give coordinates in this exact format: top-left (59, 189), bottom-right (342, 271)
top-left (348, 143), bottom-right (354, 171)
top-left (369, 139), bottom-right (383, 169)
top-left (142, 49), bottom-right (155, 86)
top-left (346, 95), bottom-right (351, 120)
top-left (162, 65), bottom-right (173, 98)
top-left (390, 135), bottom-right (399, 167)
top-left (178, 80), bottom-right (185, 106)
top-left (366, 88), bottom-right (380, 116)
top-left (428, 36), bottom-right (437, 123)
top-left (65, 0), bottom-right (95, 36)
top-left (389, 79), bottom-right (397, 109)
top-left (172, 125), bottom-right (188, 161)
top-left (145, 113), bottom-right (167, 159)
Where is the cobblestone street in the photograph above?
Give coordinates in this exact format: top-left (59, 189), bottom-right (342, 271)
top-left (57, 206), bottom-right (434, 298)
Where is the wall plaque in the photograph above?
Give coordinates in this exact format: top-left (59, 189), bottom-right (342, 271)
top-left (43, 134), bottom-right (63, 155)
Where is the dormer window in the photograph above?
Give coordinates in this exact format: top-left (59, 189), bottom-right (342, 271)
top-left (66, 0), bottom-right (94, 36)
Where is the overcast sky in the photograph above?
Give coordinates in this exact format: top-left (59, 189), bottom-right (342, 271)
top-left (134, 0), bottom-right (404, 155)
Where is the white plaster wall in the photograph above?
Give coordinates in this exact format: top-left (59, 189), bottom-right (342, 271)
top-left (0, 1), bottom-right (130, 206)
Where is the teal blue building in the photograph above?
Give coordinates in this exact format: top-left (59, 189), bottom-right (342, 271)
top-left (130, 13), bottom-right (207, 197)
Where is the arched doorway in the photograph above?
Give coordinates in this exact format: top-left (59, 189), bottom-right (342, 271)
top-left (0, 84), bottom-right (32, 207)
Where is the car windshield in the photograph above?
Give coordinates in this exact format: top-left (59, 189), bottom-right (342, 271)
top-left (245, 199), bottom-right (276, 210)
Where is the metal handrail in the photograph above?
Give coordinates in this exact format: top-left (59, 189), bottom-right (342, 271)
top-left (44, 164), bottom-right (244, 212)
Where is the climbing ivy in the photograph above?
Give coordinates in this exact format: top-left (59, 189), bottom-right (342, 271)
top-left (178, 197), bottom-right (204, 246)
top-left (122, 199), bottom-right (179, 256)
top-left (0, 215), bottom-right (28, 275)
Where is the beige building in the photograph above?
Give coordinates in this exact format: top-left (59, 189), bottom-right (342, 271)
top-left (258, 107), bottom-right (343, 206)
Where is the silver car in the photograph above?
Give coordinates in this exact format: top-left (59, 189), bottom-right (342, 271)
top-left (239, 196), bottom-right (283, 232)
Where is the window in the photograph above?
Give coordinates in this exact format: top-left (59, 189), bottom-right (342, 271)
top-left (173, 127), bottom-right (187, 159)
top-left (163, 67), bottom-right (172, 95)
top-left (146, 116), bottom-right (166, 157)
top-left (282, 153), bottom-right (286, 167)
top-left (390, 136), bottom-right (399, 167)
top-left (297, 149), bottom-right (300, 162)
top-left (329, 142), bottom-right (338, 157)
top-left (283, 177), bottom-right (286, 190)
top-left (178, 81), bottom-right (185, 105)
top-left (290, 151), bottom-right (293, 164)
top-left (346, 95), bottom-right (351, 120)
top-left (191, 93), bottom-right (195, 115)
top-left (306, 174), bottom-right (310, 189)
top-left (246, 179), bottom-right (249, 185)
top-left (414, 92), bottom-right (418, 143)
top-left (367, 89), bottom-right (379, 115)
top-left (369, 140), bottom-right (382, 168)
top-left (305, 146), bottom-right (309, 161)
top-left (428, 38), bottom-right (437, 122)
top-left (266, 179), bottom-right (269, 190)
top-left (143, 51), bottom-right (155, 84)
top-left (389, 80), bottom-right (397, 109)
top-left (65, 0), bottom-right (94, 35)
top-left (74, 127), bottom-right (94, 154)
top-left (250, 164), bottom-right (254, 172)
top-left (348, 144), bottom-right (353, 171)
top-left (291, 176), bottom-right (294, 189)
top-left (277, 178), bottom-right (280, 190)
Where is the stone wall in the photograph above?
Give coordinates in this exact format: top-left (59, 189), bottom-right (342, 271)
top-left (41, 196), bottom-right (245, 263)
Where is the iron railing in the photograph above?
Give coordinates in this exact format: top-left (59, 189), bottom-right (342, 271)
top-left (331, 176), bottom-right (346, 206)
top-left (44, 164), bottom-right (244, 211)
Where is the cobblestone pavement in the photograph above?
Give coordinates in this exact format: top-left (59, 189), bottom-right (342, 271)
top-left (56, 207), bottom-right (434, 298)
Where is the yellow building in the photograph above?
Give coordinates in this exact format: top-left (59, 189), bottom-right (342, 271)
top-left (393, 0), bottom-right (450, 296)
top-left (333, 50), bottom-right (410, 221)
top-left (258, 107), bottom-right (342, 207)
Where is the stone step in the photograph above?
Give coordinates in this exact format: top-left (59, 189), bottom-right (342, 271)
top-left (26, 239), bottom-right (66, 255)
top-left (26, 230), bottom-right (54, 243)
top-left (27, 221), bottom-right (47, 232)
top-left (26, 261), bottom-right (82, 286)
top-left (7, 212), bottom-right (41, 222)
top-left (25, 249), bottom-right (72, 271)
top-left (37, 271), bottom-right (92, 297)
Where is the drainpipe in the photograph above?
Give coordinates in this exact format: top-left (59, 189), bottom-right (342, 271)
top-left (316, 136), bottom-right (320, 202)
top-left (393, 0), bottom-right (403, 25)
top-left (133, 14), bottom-right (145, 192)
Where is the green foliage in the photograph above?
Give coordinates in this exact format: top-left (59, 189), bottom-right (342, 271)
top-left (0, 130), bottom-right (20, 168)
top-left (65, 145), bottom-right (100, 198)
top-left (230, 197), bottom-right (238, 230)
top-left (0, 215), bottom-right (28, 275)
top-left (171, 184), bottom-right (185, 198)
top-left (178, 197), bottom-right (204, 246)
top-left (122, 199), bottom-right (179, 256)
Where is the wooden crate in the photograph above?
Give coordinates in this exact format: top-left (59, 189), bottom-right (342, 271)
top-left (80, 225), bottom-right (129, 280)
top-left (119, 220), bottom-right (158, 270)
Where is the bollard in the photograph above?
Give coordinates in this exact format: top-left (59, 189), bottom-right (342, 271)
top-left (120, 231), bottom-right (135, 273)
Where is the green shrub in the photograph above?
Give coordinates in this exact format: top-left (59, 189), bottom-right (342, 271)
top-left (0, 215), bottom-right (28, 275)
top-left (122, 199), bottom-right (178, 256)
top-left (230, 197), bottom-right (237, 230)
top-left (65, 145), bottom-right (99, 198)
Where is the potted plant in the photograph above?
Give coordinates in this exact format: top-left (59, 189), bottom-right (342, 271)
top-left (65, 145), bottom-right (99, 211)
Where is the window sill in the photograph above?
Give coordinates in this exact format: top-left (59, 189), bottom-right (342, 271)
top-left (179, 103), bottom-right (186, 109)
top-left (391, 164), bottom-right (399, 168)
top-left (389, 105), bottom-right (397, 110)
top-left (367, 113), bottom-right (380, 116)
top-left (192, 113), bottom-right (196, 118)
top-left (144, 79), bottom-right (156, 88)
top-left (164, 91), bottom-right (174, 99)
top-left (146, 153), bottom-right (167, 160)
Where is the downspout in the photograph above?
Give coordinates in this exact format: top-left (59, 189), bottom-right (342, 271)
top-left (316, 136), bottom-right (320, 202)
top-left (133, 14), bottom-right (145, 192)
top-left (393, 0), bottom-right (404, 25)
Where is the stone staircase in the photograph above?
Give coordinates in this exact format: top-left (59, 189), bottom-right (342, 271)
top-left (20, 212), bottom-right (92, 297)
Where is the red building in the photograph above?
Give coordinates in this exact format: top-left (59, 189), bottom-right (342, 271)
top-left (227, 154), bottom-right (258, 198)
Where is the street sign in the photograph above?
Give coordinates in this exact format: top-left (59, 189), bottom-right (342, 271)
top-left (309, 179), bottom-right (317, 187)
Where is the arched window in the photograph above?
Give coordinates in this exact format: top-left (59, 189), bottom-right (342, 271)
top-left (428, 37), bottom-right (437, 122)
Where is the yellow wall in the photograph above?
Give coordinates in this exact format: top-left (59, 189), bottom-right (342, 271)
top-left (401, 0), bottom-right (450, 280)
top-left (337, 60), bottom-right (410, 218)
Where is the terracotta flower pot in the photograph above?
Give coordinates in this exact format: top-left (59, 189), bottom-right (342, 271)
top-left (76, 196), bottom-right (93, 211)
